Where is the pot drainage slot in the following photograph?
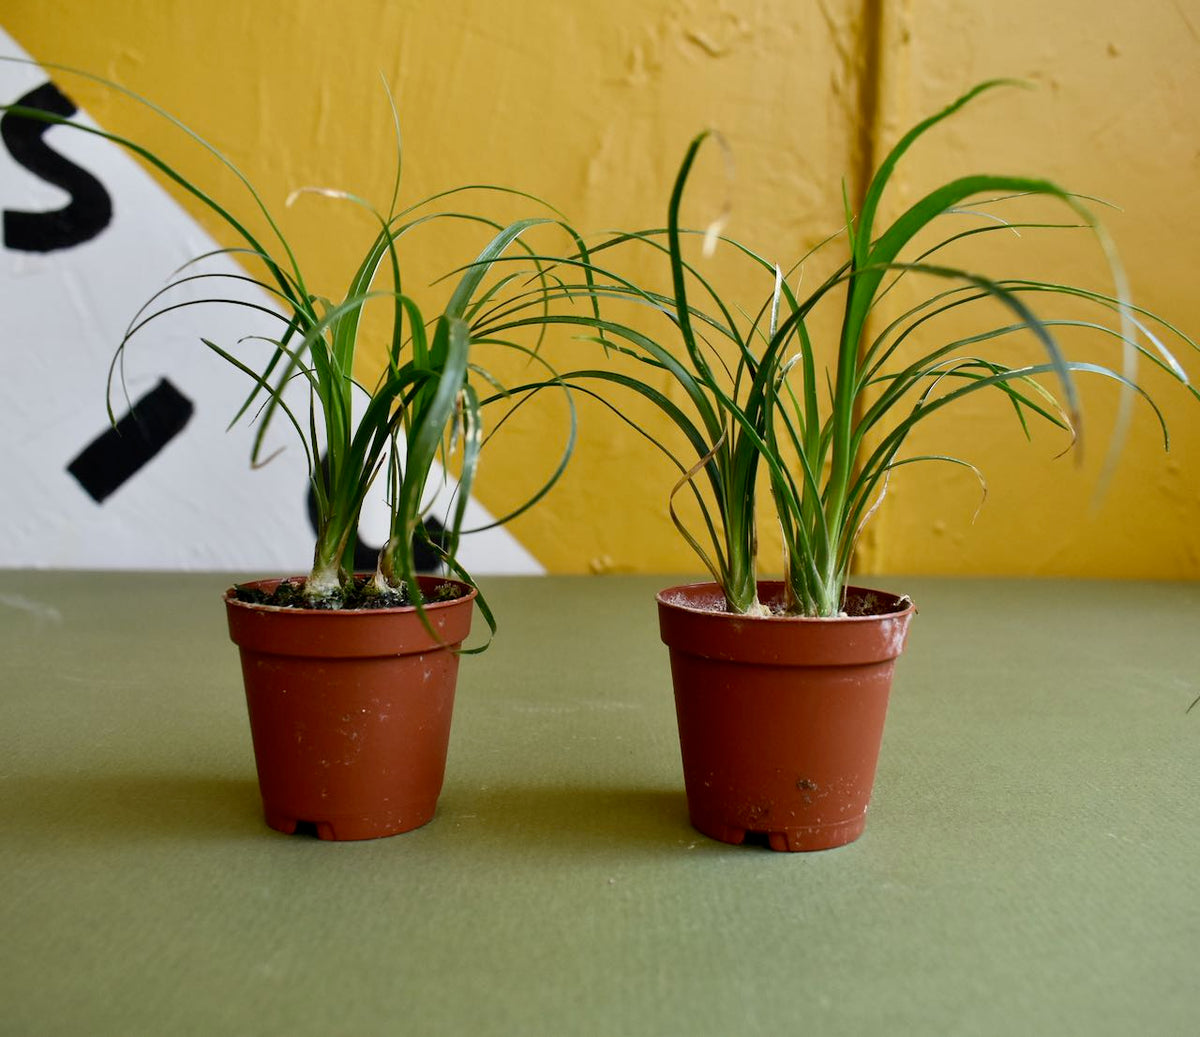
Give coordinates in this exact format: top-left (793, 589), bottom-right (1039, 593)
top-left (292, 820), bottom-right (321, 838)
top-left (740, 830), bottom-right (773, 849)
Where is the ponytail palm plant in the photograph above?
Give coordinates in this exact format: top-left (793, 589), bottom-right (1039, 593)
top-left (495, 80), bottom-right (1196, 617)
top-left (2, 63), bottom-right (572, 614)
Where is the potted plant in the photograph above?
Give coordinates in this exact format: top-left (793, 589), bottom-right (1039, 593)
top-left (3, 64), bottom-right (573, 840)
top-left (498, 80), bottom-right (1196, 851)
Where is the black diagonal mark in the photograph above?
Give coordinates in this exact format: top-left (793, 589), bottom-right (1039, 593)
top-left (2, 80), bottom-right (113, 252)
top-left (412, 515), bottom-right (447, 574)
top-left (68, 379), bottom-right (194, 503)
top-left (305, 458), bottom-right (446, 573)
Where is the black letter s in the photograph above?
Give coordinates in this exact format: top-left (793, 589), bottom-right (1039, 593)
top-left (2, 80), bottom-right (113, 252)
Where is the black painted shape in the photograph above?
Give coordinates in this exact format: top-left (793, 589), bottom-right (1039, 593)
top-left (413, 516), bottom-right (447, 574)
top-left (305, 456), bottom-right (382, 572)
top-left (305, 464), bottom-right (446, 574)
top-left (68, 379), bottom-right (194, 503)
top-left (2, 80), bottom-right (114, 252)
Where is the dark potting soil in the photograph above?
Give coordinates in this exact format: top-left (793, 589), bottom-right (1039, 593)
top-left (840, 588), bottom-right (913, 618)
top-left (756, 586), bottom-right (913, 618)
top-left (231, 576), bottom-right (465, 611)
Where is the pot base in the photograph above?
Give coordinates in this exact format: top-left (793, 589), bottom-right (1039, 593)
top-left (690, 811), bottom-right (867, 853)
top-left (263, 806), bottom-right (434, 842)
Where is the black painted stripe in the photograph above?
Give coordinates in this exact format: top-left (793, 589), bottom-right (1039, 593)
top-left (68, 379), bottom-right (194, 503)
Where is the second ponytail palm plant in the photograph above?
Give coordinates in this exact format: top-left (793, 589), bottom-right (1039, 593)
top-left (1, 60), bottom-right (586, 839)
top-left (507, 80), bottom-right (1195, 617)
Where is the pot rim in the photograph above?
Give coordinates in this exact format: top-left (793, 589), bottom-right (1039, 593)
top-left (656, 580), bottom-right (915, 623)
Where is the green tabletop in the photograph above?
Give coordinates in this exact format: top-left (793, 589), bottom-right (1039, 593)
top-left (1, 572), bottom-right (1197, 1036)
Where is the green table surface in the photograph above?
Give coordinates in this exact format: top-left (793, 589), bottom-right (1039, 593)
top-left (1, 571), bottom-right (1197, 1037)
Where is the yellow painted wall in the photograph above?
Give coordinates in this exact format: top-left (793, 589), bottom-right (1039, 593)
top-left (6, 0), bottom-right (1199, 578)
top-left (861, 0), bottom-right (1200, 579)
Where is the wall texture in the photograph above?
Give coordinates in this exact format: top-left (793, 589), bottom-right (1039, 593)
top-left (5, 0), bottom-right (1198, 578)
top-left (862, 0), bottom-right (1200, 578)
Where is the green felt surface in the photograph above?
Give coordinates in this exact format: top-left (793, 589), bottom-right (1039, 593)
top-left (1, 572), bottom-right (1197, 1036)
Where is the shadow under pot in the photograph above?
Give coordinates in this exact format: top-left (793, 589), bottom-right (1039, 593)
top-left (225, 576), bottom-right (476, 841)
top-left (657, 582), bottom-right (915, 852)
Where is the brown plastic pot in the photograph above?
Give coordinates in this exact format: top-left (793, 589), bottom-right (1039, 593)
top-left (225, 576), bottom-right (475, 841)
top-left (657, 581), bottom-right (915, 852)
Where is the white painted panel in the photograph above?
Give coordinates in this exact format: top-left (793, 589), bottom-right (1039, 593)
top-left (0, 32), bottom-right (543, 575)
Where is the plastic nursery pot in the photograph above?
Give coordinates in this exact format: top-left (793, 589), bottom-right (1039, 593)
top-left (657, 581), bottom-right (915, 853)
top-left (224, 575), bottom-right (476, 841)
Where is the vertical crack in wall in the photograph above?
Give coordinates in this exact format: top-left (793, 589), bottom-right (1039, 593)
top-left (848, 0), bottom-right (888, 574)
top-left (851, 0), bottom-right (886, 213)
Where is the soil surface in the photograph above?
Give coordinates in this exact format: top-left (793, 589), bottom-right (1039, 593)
top-left (231, 576), bottom-right (465, 611)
